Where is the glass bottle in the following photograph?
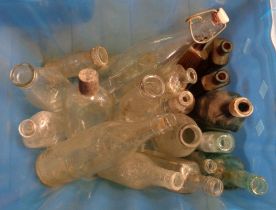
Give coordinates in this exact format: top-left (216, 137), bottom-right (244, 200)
top-left (154, 114), bottom-right (202, 157)
top-left (65, 68), bottom-right (114, 137)
top-left (194, 90), bottom-right (254, 131)
top-left (18, 111), bottom-right (66, 149)
top-left (10, 63), bottom-right (70, 112)
top-left (223, 170), bottom-right (268, 196)
top-left (186, 151), bottom-right (219, 175)
top-left (102, 8), bottom-right (229, 97)
top-left (44, 46), bottom-right (109, 78)
top-left (98, 153), bottom-right (185, 191)
top-left (141, 150), bottom-right (223, 196)
top-left (35, 113), bottom-right (177, 187)
top-left (198, 131), bottom-right (235, 153)
top-left (209, 38), bottom-right (233, 69)
top-left (158, 64), bottom-right (197, 96)
top-left (189, 69), bottom-right (230, 97)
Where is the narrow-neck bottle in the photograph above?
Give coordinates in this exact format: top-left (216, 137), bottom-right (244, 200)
top-left (198, 131), bottom-right (235, 153)
top-left (194, 90), bottom-right (254, 131)
top-left (10, 63), bottom-right (70, 112)
top-left (44, 46), bottom-right (109, 78)
top-left (98, 153), bottom-right (185, 191)
top-left (36, 113), bottom-right (177, 187)
top-left (65, 68), bottom-right (114, 137)
top-left (189, 69), bottom-right (230, 97)
top-left (223, 169), bottom-right (268, 196)
top-left (154, 114), bottom-right (202, 157)
top-left (102, 8), bottom-right (229, 98)
top-left (141, 150), bottom-right (223, 196)
top-left (18, 111), bottom-right (66, 148)
top-left (158, 64), bottom-right (197, 95)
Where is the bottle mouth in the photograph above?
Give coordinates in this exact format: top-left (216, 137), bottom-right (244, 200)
top-left (203, 159), bottom-right (218, 174)
top-left (203, 177), bottom-right (224, 197)
top-left (171, 172), bottom-right (185, 191)
top-left (10, 63), bottom-right (36, 88)
top-left (18, 119), bottom-right (36, 138)
top-left (250, 176), bottom-right (268, 196)
top-left (220, 40), bottom-right (233, 53)
top-left (90, 46), bottom-right (109, 67)
top-left (179, 124), bottom-right (202, 148)
top-left (78, 68), bottom-right (99, 96)
top-left (215, 70), bottom-right (230, 84)
top-left (178, 91), bottom-right (195, 107)
top-left (186, 68), bottom-right (197, 84)
top-left (229, 97), bottom-right (254, 118)
top-left (140, 75), bottom-right (165, 98)
top-left (216, 133), bottom-right (235, 152)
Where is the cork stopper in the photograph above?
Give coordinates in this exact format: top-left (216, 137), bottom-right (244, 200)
top-left (78, 68), bottom-right (99, 96)
top-left (229, 97), bottom-right (254, 118)
top-left (90, 46), bottom-right (109, 67)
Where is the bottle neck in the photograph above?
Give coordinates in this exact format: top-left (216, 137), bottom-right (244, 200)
top-left (167, 91), bottom-right (195, 114)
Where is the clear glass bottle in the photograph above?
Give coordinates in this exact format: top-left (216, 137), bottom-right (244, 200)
top-left (158, 64), bottom-right (197, 95)
top-left (198, 131), bottom-right (235, 153)
top-left (98, 153), bottom-right (185, 191)
top-left (102, 8), bottom-right (229, 98)
top-left (44, 46), bottom-right (109, 78)
top-left (18, 111), bottom-right (66, 149)
top-left (35, 113), bottom-right (177, 187)
top-left (65, 68), bottom-right (114, 137)
top-left (186, 151), bottom-right (219, 175)
top-left (154, 114), bottom-right (202, 157)
top-left (141, 150), bottom-right (223, 196)
top-left (194, 90), bottom-right (254, 131)
top-left (223, 170), bottom-right (268, 196)
top-left (117, 73), bottom-right (195, 121)
top-left (10, 63), bottom-right (70, 112)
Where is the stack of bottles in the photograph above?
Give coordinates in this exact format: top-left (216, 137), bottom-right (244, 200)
top-left (10, 8), bottom-right (268, 197)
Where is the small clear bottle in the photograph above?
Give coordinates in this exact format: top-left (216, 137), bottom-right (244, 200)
top-left (65, 68), bottom-right (114, 137)
top-left (18, 111), bottom-right (66, 149)
top-left (198, 131), bottom-right (235, 153)
top-left (154, 114), bottom-right (202, 157)
top-left (223, 170), bottom-right (268, 196)
top-left (10, 63), bottom-right (70, 112)
top-left (36, 113), bottom-right (177, 187)
top-left (45, 46), bottom-right (109, 78)
top-left (98, 153), bottom-right (185, 191)
top-left (158, 64), bottom-right (197, 95)
top-left (194, 90), bottom-right (254, 131)
top-left (102, 8), bottom-right (229, 98)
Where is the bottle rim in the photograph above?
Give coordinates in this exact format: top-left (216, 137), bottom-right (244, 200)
top-left (90, 46), bottom-right (109, 67)
top-left (216, 133), bottom-right (235, 152)
top-left (18, 119), bottom-right (36, 138)
top-left (229, 97), bottom-right (254, 118)
top-left (10, 63), bottom-right (37, 88)
top-left (179, 124), bottom-right (202, 148)
top-left (140, 74), bottom-right (165, 98)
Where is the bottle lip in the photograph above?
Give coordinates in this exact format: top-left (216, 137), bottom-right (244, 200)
top-left (203, 176), bottom-right (224, 197)
top-left (78, 68), bottom-right (99, 96)
top-left (216, 133), bottom-right (235, 152)
top-left (229, 97), bottom-right (254, 118)
top-left (10, 63), bottom-right (37, 88)
top-left (203, 159), bottom-right (218, 174)
top-left (18, 119), bottom-right (36, 138)
top-left (178, 91), bottom-right (195, 107)
top-left (90, 46), bottom-right (109, 67)
top-left (179, 124), bottom-right (202, 148)
top-left (170, 172), bottom-right (185, 191)
top-left (215, 70), bottom-right (230, 84)
top-left (220, 40), bottom-right (233, 53)
top-left (186, 68), bottom-right (198, 84)
top-left (249, 176), bottom-right (269, 196)
top-left (140, 75), bottom-right (165, 98)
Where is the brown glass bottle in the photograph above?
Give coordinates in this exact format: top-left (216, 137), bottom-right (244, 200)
top-left (188, 69), bottom-right (230, 97)
top-left (194, 90), bottom-right (254, 131)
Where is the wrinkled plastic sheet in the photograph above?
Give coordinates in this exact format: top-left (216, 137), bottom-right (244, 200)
top-left (0, 0), bottom-right (275, 210)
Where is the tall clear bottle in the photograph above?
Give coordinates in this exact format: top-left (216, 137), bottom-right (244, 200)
top-left (198, 131), bottom-right (235, 153)
top-left (10, 63), bottom-right (70, 112)
top-left (102, 8), bottom-right (229, 98)
top-left (18, 111), bottom-right (66, 149)
top-left (44, 46), bottom-right (109, 78)
top-left (154, 114), bottom-right (202, 157)
top-left (117, 73), bottom-right (195, 122)
top-left (98, 153), bottom-right (185, 191)
top-left (142, 150), bottom-right (223, 196)
top-left (65, 68), bottom-right (114, 137)
top-left (194, 90), bottom-right (254, 131)
top-left (36, 113), bottom-right (177, 187)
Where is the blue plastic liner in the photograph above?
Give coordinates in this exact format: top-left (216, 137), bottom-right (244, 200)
top-left (0, 0), bottom-right (275, 210)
